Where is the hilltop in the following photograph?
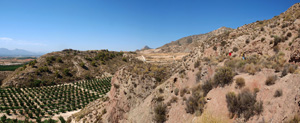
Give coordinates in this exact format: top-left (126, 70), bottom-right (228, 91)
top-left (157, 27), bottom-right (233, 53)
top-left (1, 49), bottom-right (134, 87)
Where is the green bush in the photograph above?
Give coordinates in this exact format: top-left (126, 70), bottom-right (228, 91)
top-left (122, 57), bottom-right (128, 62)
top-left (235, 77), bottom-right (245, 88)
top-left (225, 89), bottom-right (263, 121)
top-left (214, 67), bottom-right (234, 87)
top-left (59, 116), bottom-right (66, 123)
top-left (63, 68), bottom-right (71, 76)
top-left (91, 61), bottom-right (97, 67)
top-left (56, 57), bottom-right (63, 63)
top-left (29, 60), bottom-right (37, 66)
top-left (153, 103), bottom-right (167, 123)
top-left (79, 62), bottom-right (85, 68)
top-left (38, 66), bottom-right (50, 73)
top-left (1, 115), bottom-right (6, 123)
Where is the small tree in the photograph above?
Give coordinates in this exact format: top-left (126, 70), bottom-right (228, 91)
top-left (1, 115), bottom-right (6, 123)
top-left (59, 116), bottom-right (66, 123)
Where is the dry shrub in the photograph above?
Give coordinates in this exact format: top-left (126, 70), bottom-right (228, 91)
top-left (225, 89), bottom-right (263, 121)
top-left (214, 66), bottom-right (234, 87)
top-left (233, 47), bottom-right (239, 52)
top-left (169, 96), bottom-right (178, 103)
top-left (196, 112), bottom-right (229, 123)
top-left (202, 79), bottom-right (213, 96)
top-left (273, 63), bottom-right (282, 73)
top-left (153, 103), bottom-right (167, 123)
top-left (274, 89), bottom-right (283, 97)
top-left (153, 96), bottom-right (164, 102)
top-left (196, 71), bottom-right (202, 82)
top-left (174, 88), bottom-right (179, 96)
top-left (287, 114), bottom-right (300, 123)
top-left (273, 45), bottom-right (280, 53)
top-left (235, 77), bottom-right (245, 88)
top-left (244, 63), bottom-right (256, 75)
top-left (254, 87), bottom-right (260, 94)
top-left (194, 60), bottom-right (200, 68)
top-left (185, 88), bottom-right (206, 114)
top-left (180, 88), bottom-right (188, 97)
top-left (287, 32), bottom-right (292, 37)
top-left (282, 64), bottom-right (298, 77)
top-left (265, 75), bottom-right (277, 86)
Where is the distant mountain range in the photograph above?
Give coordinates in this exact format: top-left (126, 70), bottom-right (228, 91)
top-left (0, 48), bottom-right (44, 57)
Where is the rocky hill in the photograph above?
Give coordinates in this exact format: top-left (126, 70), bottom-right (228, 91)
top-left (157, 27), bottom-right (233, 53)
top-left (1, 49), bottom-right (137, 87)
top-left (68, 3), bottom-right (300, 123)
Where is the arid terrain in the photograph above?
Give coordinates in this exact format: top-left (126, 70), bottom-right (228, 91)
top-left (1, 2), bottom-right (300, 123)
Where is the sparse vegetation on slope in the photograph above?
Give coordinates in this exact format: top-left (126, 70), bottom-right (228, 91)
top-left (153, 103), bottom-right (167, 123)
top-left (213, 66), bottom-right (234, 87)
top-left (226, 89), bottom-right (263, 121)
top-left (2, 49), bottom-right (134, 87)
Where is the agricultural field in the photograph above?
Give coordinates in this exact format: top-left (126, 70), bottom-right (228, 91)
top-left (0, 65), bottom-right (24, 71)
top-left (0, 77), bottom-right (111, 121)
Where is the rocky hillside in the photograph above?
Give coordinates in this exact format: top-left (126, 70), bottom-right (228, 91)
top-left (157, 27), bottom-right (233, 53)
top-left (69, 3), bottom-right (300, 123)
top-left (0, 71), bottom-right (12, 85)
top-left (1, 49), bottom-right (136, 87)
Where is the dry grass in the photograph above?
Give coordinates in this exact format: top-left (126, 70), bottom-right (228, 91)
top-left (195, 112), bottom-right (229, 123)
top-left (244, 63), bottom-right (257, 75)
top-left (235, 77), bottom-right (245, 88)
top-left (265, 75), bottom-right (277, 86)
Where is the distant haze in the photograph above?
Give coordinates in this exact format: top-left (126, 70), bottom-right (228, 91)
top-left (0, 48), bottom-right (44, 57)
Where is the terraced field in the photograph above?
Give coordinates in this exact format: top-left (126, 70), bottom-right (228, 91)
top-left (0, 77), bottom-right (111, 120)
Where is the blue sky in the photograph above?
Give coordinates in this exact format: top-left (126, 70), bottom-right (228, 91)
top-left (0, 0), bottom-right (298, 53)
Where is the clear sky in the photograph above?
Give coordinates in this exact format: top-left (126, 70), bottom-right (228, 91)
top-left (0, 0), bottom-right (298, 53)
